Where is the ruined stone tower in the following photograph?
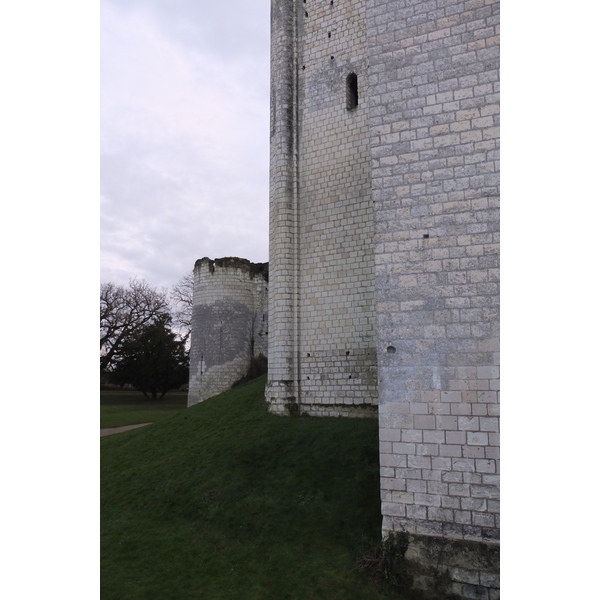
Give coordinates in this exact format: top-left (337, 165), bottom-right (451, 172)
top-left (188, 257), bottom-right (268, 407)
top-left (267, 1), bottom-right (500, 597)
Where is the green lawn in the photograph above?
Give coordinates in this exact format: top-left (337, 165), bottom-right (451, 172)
top-left (100, 390), bottom-right (188, 428)
top-left (101, 376), bottom-right (420, 599)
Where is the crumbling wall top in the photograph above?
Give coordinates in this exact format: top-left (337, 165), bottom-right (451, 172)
top-left (194, 257), bottom-right (269, 282)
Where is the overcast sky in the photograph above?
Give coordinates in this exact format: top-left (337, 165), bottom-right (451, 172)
top-left (101, 0), bottom-right (271, 289)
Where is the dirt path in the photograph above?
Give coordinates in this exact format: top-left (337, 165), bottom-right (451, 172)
top-left (100, 423), bottom-right (152, 437)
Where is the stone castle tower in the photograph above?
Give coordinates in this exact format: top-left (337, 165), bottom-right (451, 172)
top-left (188, 257), bottom-right (268, 407)
top-left (267, 0), bottom-right (499, 597)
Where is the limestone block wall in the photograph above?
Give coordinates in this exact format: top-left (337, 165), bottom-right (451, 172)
top-left (267, 0), bottom-right (378, 417)
top-left (266, 1), bottom-right (500, 596)
top-left (365, 0), bottom-right (500, 597)
top-left (188, 257), bottom-right (268, 407)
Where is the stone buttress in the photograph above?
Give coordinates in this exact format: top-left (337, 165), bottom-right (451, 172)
top-left (266, 0), bottom-right (378, 418)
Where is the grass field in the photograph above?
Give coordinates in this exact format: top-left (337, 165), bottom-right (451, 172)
top-left (101, 376), bottom-right (420, 599)
top-left (100, 390), bottom-right (188, 429)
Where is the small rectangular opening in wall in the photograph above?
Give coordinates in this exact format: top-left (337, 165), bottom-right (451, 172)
top-left (346, 73), bottom-right (358, 110)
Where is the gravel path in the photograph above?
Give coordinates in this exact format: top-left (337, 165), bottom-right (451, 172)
top-left (100, 423), bottom-right (152, 437)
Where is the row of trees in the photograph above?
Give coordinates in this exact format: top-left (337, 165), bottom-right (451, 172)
top-left (100, 274), bottom-right (194, 399)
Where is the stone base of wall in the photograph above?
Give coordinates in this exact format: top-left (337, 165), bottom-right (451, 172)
top-left (265, 380), bottom-right (297, 415)
top-left (188, 356), bottom-right (249, 407)
top-left (299, 404), bottom-right (377, 419)
top-left (399, 533), bottom-right (500, 600)
top-left (266, 380), bottom-right (378, 418)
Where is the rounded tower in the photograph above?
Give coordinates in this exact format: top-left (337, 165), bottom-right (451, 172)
top-left (188, 257), bottom-right (268, 407)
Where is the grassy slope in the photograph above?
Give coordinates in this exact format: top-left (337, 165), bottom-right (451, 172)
top-left (101, 376), bottom-right (414, 600)
top-left (100, 391), bottom-right (187, 428)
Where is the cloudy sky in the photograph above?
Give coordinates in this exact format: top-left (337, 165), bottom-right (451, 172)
top-left (101, 0), bottom-right (271, 289)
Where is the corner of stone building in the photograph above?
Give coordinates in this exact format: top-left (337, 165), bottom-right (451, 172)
top-left (265, 379), bottom-right (298, 416)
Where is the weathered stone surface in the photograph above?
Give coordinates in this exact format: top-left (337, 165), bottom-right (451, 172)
top-left (266, 0), bottom-right (378, 417)
top-left (403, 533), bottom-right (499, 599)
top-left (187, 257), bottom-right (268, 406)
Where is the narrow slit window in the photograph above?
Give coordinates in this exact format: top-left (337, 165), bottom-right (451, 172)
top-left (346, 73), bottom-right (358, 110)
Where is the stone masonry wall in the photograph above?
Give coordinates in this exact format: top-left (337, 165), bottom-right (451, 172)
top-left (365, 0), bottom-right (500, 597)
top-left (266, 1), bottom-right (500, 596)
top-left (267, 0), bottom-right (378, 417)
top-left (188, 257), bottom-right (268, 407)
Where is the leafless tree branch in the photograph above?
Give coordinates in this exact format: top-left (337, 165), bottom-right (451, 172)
top-left (169, 271), bottom-right (194, 344)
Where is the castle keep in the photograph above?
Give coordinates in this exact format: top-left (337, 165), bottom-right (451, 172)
top-left (266, 0), bottom-right (500, 596)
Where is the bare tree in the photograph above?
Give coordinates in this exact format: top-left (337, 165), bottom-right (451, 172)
top-left (170, 271), bottom-right (194, 344)
top-left (101, 279), bottom-right (170, 373)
